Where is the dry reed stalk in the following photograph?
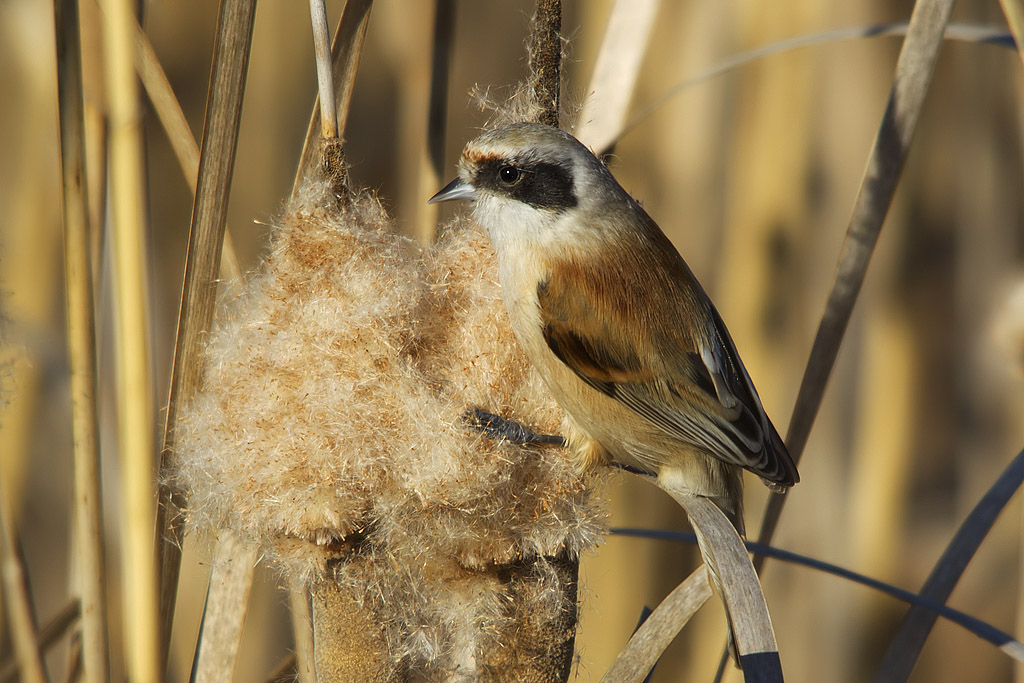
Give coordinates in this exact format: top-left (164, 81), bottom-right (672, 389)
top-left (999, 0), bottom-right (1024, 68)
top-left (157, 0), bottom-right (258, 675)
top-left (0, 492), bottom-right (46, 683)
top-left (0, 601), bottom-right (80, 683)
top-left (78, 0), bottom-right (107, 288)
top-left (132, 18), bottom-right (241, 282)
top-left (286, 577), bottom-right (316, 683)
top-left (308, 0), bottom-right (338, 140)
top-left (54, 0), bottom-right (108, 680)
top-left (101, 0), bottom-right (160, 677)
top-left (877, 447), bottom-right (1024, 681)
top-left (599, 566), bottom-right (713, 683)
top-left (292, 0), bottom-right (373, 195)
top-left (190, 531), bottom-right (259, 683)
top-left (753, 0), bottom-right (956, 567)
top-left (157, 3), bottom-right (260, 679)
top-left (573, 0), bottom-right (659, 153)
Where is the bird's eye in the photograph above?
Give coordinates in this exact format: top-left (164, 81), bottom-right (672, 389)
top-left (498, 165), bottom-right (522, 186)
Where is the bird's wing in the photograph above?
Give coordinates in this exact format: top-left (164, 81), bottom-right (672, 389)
top-left (537, 270), bottom-right (797, 487)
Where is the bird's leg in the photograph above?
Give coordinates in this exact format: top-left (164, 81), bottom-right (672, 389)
top-left (462, 408), bottom-right (566, 446)
top-left (609, 461), bottom-right (653, 478)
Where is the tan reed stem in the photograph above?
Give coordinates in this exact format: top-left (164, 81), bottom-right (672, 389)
top-left (54, 0), bottom-right (109, 680)
top-left (309, 0), bottom-right (338, 139)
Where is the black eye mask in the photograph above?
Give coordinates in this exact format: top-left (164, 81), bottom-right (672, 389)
top-left (475, 158), bottom-right (578, 211)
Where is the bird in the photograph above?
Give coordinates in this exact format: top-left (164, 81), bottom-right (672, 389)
top-left (429, 122), bottom-right (798, 538)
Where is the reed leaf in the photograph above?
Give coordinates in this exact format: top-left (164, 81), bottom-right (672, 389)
top-left (613, 528), bottom-right (1024, 662)
top-left (156, 0), bottom-right (258, 671)
top-left (600, 566), bottom-right (713, 683)
top-left (189, 531), bottom-right (258, 683)
top-left (574, 0), bottom-right (659, 154)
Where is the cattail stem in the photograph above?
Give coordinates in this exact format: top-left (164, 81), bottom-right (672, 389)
top-left (528, 0), bottom-right (561, 127)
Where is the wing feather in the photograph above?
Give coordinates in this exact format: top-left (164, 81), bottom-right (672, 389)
top-left (538, 253), bottom-right (798, 487)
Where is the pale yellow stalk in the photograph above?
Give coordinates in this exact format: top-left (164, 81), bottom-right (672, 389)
top-left (101, 0), bottom-right (160, 679)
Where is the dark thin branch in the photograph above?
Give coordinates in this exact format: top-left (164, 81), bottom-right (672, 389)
top-left (876, 447), bottom-right (1024, 681)
top-left (611, 527), bottom-right (1024, 661)
top-left (753, 0), bottom-right (957, 568)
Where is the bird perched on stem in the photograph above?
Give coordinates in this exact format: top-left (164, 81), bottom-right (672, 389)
top-left (430, 122), bottom-right (798, 538)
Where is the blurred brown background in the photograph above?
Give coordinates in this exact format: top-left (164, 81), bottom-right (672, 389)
top-left (2, 0), bottom-right (1023, 681)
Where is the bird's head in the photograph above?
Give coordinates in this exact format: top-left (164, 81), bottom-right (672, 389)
top-left (430, 123), bottom-right (629, 252)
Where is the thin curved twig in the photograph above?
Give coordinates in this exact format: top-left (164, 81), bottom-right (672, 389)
top-left (602, 22), bottom-right (1012, 155)
top-left (876, 447), bottom-right (1024, 681)
top-left (611, 527), bottom-right (1024, 663)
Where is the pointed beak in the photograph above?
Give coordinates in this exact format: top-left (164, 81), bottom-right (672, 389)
top-left (428, 177), bottom-right (476, 204)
